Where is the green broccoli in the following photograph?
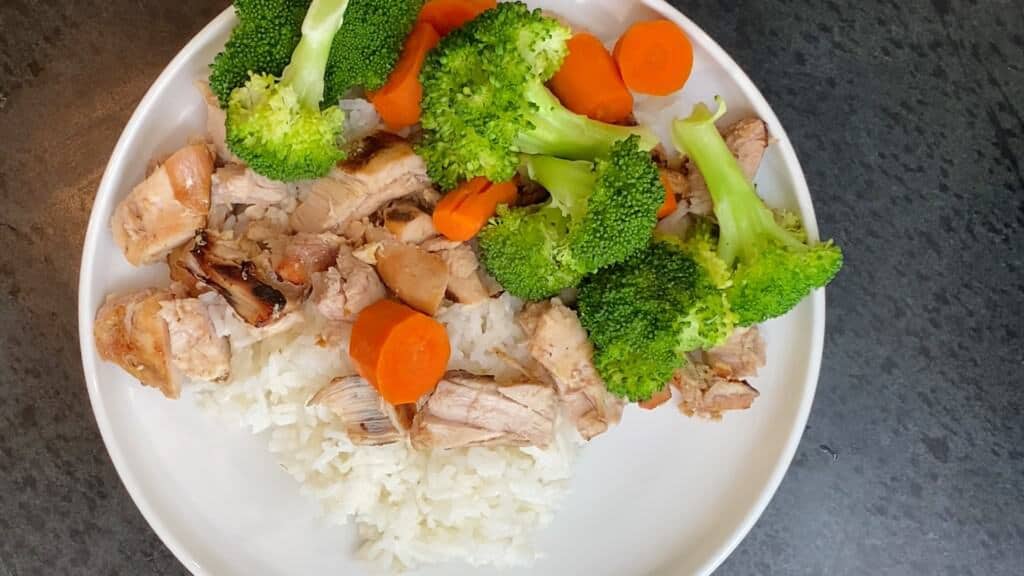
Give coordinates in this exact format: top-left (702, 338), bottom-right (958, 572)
top-left (209, 0), bottom-right (421, 107)
top-left (478, 136), bottom-right (665, 300)
top-left (672, 98), bottom-right (843, 326)
top-left (577, 238), bottom-right (736, 401)
top-left (322, 0), bottom-right (424, 103)
top-left (419, 2), bottom-right (660, 190)
top-left (209, 0), bottom-right (311, 108)
top-left (225, 0), bottom-right (352, 181)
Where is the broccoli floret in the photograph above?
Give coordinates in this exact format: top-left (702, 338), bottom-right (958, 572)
top-left (209, 0), bottom-right (311, 107)
top-left (225, 0), bottom-right (351, 181)
top-left (578, 239), bottom-right (736, 401)
top-left (672, 98), bottom-right (843, 326)
top-left (419, 2), bottom-right (660, 190)
top-left (209, 0), bottom-right (421, 107)
top-left (323, 0), bottom-right (424, 102)
top-left (478, 136), bottom-right (664, 299)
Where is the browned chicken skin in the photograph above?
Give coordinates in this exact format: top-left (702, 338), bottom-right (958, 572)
top-left (111, 143), bottom-right (214, 265)
top-left (382, 200), bottom-right (438, 244)
top-left (94, 289), bottom-right (179, 398)
top-left (173, 231), bottom-right (302, 327)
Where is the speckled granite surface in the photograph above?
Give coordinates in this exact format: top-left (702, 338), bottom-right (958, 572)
top-left (0, 0), bottom-right (1020, 574)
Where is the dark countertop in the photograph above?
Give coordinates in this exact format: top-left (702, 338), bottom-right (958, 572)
top-left (0, 0), bottom-right (1021, 574)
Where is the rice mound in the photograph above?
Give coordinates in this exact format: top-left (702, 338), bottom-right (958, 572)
top-left (191, 293), bottom-right (578, 571)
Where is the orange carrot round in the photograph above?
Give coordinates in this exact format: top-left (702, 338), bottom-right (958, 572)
top-left (550, 33), bottom-right (634, 124)
top-left (368, 21), bottom-right (442, 130)
top-left (613, 20), bottom-right (694, 96)
top-left (433, 177), bottom-right (518, 241)
top-left (657, 171), bottom-right (679, 219)
top-left (418, 0), bottom-right (496, 37)
top-left (349, 299), bottom-right (451, 405)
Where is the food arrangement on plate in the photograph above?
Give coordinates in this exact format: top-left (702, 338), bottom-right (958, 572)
top-left (91, 0), bottom-right (842, 571)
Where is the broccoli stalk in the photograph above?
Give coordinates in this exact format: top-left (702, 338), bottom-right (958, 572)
top-left (672, 98), bottom-right (843, 325)
top-left (225, 0), bottom-right (351, 182)
top-left (516, 80), bottom-right (659, 163)
top-left (478, 135), bottom-right (664, 300)
top-left (578, 239), bottom-right (737, 401)
top-left (419, 2), bottom-right (659, 190)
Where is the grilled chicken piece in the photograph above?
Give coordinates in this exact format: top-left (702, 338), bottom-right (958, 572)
top-left (383, 200), bottom-right (437, 244)
top-left (309, 376), bottom-right (413, 445)
top-left (439, 244), bottom-right (489, 304)
top-left (173, 231), bottom-right (301, 327)
top-left (196, 81), bottom-right (235, 162)
top-left (410, 374), bottom-right (556, 450)
top-left (518, 300), bottom-right (600, 395)
top-left (311, 246), bottom-right (386, 321)
top-left (518, 299), bottom-right (624, 440)
top-left (94, 289), bottom-right (179, 398)
top-left (167, 241), bottom-right (210, 297)
top-left (211, 164), bottom-right (290, 206)
top-left (375, 242), bottom-right (448, 315)
top-left (274, 233), bottom-right (344, 285)
top-left (290, 133), bottom-right (430, 233)
top-left (158, 298), bottom-right (230, 382)
top-left (111, 144), bottom-right (214, 265)
top-left (673, 363), bottom-right (760, 419)
top-left (700, 326), bottom-right (766, 379)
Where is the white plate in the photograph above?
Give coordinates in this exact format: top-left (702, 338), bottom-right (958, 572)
top-left (78, 1), bottom-right (826, 574)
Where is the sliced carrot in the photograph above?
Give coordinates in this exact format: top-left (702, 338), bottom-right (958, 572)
top-left (433, 177), bottom-right (518, 241)
top-left (349, 299), bottom-right (451, 405)
top-left (639, 384), bottom-right (672, 410)
top-left (657, 171), bottom-right (679, 219)
top-left (418, 0), bottom-right (496, 37)
top-left (613, 20), bottom-right (694, 96)
top-left (368, 21), bottom-right (442, 130)
top-left (549, 33), bottom-right (634, 124)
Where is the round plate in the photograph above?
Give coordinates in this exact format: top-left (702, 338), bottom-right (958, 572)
top-left (78, 1), bottom-right (826, 574)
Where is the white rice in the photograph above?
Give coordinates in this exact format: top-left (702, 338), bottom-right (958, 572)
top-left (191, 294), bottom-right (578, 572)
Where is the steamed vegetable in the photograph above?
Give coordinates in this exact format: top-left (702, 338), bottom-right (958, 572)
top-left (672, 98), bottom-right (843, 326)
top-left (322, 0), bottom-right (425, 102)
top-left (225, 0), bottom-right (352, 181)
top-left (368, 21), bottom-right (441, 130)
top-left (433, 177), bottom-right (518, 241)
top-left (419, 2), bottom-right (659, 190)
top-left (577, 237), bottom-right (736, 402)
top-left (549, 32), bottom-right (634, 124)
top-left (209, 0), bottom-right (423, 107)
top-left (349, 299), bottom-right (451, 405)
top-left (417, 0), bottom-right (496, 36)
top-left (613, 19), bottom-right (694, 96)
top-left (479, 135), bottom-right (664, 299)
top-left (657, 171), bottom-right (678, 219)
top-left (209, 0), bottom-right (311, 107)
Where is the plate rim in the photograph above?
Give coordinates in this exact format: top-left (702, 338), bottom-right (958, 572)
top-left (77, 2), bottom-right (825, 575)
